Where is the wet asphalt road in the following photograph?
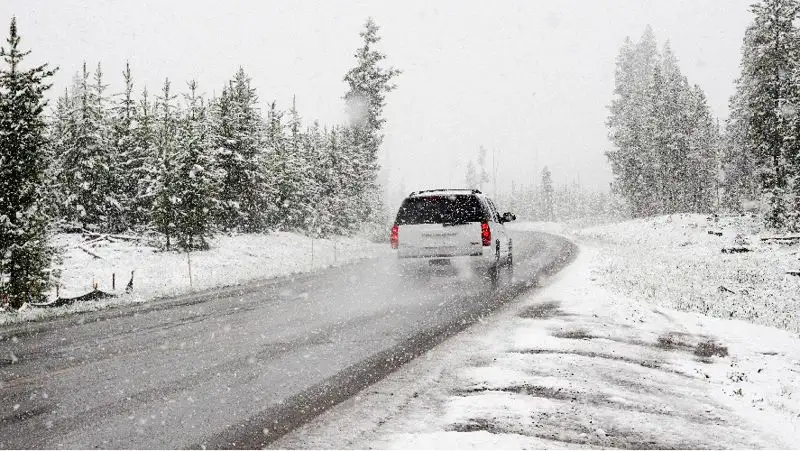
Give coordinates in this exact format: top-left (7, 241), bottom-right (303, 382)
top-left (0, 231), bottom-right (575, 449)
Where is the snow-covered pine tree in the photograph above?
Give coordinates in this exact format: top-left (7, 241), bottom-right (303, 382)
top-left (210, 68), bottom-right (269, 232)
top-left (58, 62), bottom-right (113, 230)
top-left (172, 80), bottom-right (221, 250)
top-left (647, 63), bottom-right (669, 214)
top-left (607, 29), bottom-right (661, 217)
top-left (323, 125), bottom-right (353, 235)
top-left (787, 11), bottom-right (800, 228)
top-left (343, 18), bottom-right (400, 228)
top-left (0, 17), bottom-right (58, 308)
top-left (318, 125), bottom-right (340, 235)
top-left (108, 61), bottom-right (138, 232)
top-left (262, 100), bottom-right (286, 231)
top-left (722, 82), bottom-right (759, 211)
top-left (737, 0), bottom-right (800, 229)
top-left (541, 166), bottom-right (554, 221)
top-left (56, 67), bottom-right (89, 227)
top-left (477, 146), bottom-right (490, 191)
top-left (130, 87), bottom-right (158, 229)
top-left (91, 63), bottom-right (119, 231)
top-left (465, 161), bottom-right (478, 189)
top-left (655, 43), bottom-right (694, 213)
top-left (279, 95), bottom-right (314, 231)
top-left (44, 88), bottom-right (72, 222)
top-left (608, 27), bottom-right (719, 217)
top-left (301, 120), bottom-right (328, 236)
top-left (685, 86), bottom-right (721, 212)
top-left (335, 125), bottom-right (368, 232)
top-left (151, 78), bottom-right (179, 248)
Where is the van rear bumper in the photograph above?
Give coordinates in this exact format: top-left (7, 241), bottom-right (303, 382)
top-left (397, 246), bottom-right (485, 259)
top-left (392, 252), bottom-right (497, 277)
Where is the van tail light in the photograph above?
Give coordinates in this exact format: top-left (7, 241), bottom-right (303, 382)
top-left (390, 224), bottom-right (399, 249)
top-left (481, 222), bottom-right (491, 246)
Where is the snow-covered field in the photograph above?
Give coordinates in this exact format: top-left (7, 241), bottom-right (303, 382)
top-left (274, 218), bottom-right (800, 449)
top-left (0, 232), bottom-right (386, 325)
top-left (577, 214), bottom-right (800, 333)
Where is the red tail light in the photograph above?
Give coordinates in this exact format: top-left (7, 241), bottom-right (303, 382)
top-left (481, 222), bottom-right (491, 246)
top-left (390, 224), bottom-right (399, 249)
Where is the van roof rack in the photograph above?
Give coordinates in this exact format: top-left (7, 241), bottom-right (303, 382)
top-left (409, 188), bottom-right (482, 196)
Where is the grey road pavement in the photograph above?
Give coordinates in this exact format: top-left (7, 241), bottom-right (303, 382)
top-left (0, 231), bottom-right (575, 449)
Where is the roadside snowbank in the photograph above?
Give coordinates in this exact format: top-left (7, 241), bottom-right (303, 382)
top-left (0, 232), bottom-right (386, 325)
top-left (577, 214), bottom-right (800, 333)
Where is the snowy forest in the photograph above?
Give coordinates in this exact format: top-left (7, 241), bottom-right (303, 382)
top-left (608, 0), bottom-right (800, 233)
top-left (0, 17), bottom-right (399, 308)
top-left (47, 21), bottom-right (398, 245)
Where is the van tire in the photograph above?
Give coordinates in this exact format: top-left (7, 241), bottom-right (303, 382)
top-left (488, 263), bottom-right (498, 286)
top-left (489, 245), bottom-right (501, 286)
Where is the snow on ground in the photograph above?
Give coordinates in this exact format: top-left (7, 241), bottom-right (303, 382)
top-left (577, 213), bottom-right (800, 333)
top-left (273, 219), bottom-right (800, 449)
top-left (0, 232), bottom-right (386, 325)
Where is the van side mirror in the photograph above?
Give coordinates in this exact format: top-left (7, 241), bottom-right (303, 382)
top-left (501, 212), bottom-right (516, 223)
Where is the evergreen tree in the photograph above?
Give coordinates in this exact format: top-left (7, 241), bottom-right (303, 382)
top-left (130, 86), bottom-right (158, 229)
top-left (477, 146), bottom-right (490, 191)
top-left (465, 161), bottom-right (478, 188)
top-left (0, 17), bottom-right (57, 308)
top-left (45, 88), bottom-right (72, 221)
top-left (109, 61), bottom-right (138, 232)
top-left (152, 78), bottom-right (179, 247)
top-left (608, 27), bottom-right (719, 217)
top-left (607, 29), bottom-right (660, 217)
top-left (323, 125), bottom-right (354, 235)
top-left (277, 96), bottom-right (313, 230)
top-left (173, 80), bottom-right (221, 250)
top-left (263, 100), bottom-right (286, 230)
top-left (210, 68), bottom-right (269, 232)
top-left (722, 82), bottom-right (759, 211)
top-left (57, 62), bottom-right (112, 229)
top-left (541, 166), bottom-right (554, 221)
top-left (654, 43), bottom-right (692, 213)
top-left (91, 63), bottom-right (118, 230)
top-left (343, 18), bottom-right (400, 226)
top-left (736, 0), bottom-right (800, 229)
top-left (301, 120), bottom-right (327, 236)
top-left (685, 86), bottom-right (721, 212)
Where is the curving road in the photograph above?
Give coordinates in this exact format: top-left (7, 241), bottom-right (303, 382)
top-left (0, 230), bottom-right (575, 449)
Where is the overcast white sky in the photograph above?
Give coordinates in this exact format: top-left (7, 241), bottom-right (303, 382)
top-left (1, 0), bottom-right (753, 200)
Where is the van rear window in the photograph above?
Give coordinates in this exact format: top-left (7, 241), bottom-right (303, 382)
top-left (395, 195), bottom-right (486, 225)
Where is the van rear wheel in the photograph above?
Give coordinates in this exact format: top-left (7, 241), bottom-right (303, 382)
top-left (488, 263), bottom-right (499, 286)
top-left (488, 246), bottom-right (501, 287)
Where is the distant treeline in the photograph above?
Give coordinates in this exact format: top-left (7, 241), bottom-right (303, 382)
top-left (505, 167), bottom-right (624, 223)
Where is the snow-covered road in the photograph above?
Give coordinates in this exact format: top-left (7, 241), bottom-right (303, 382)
top-left (0, 230), bottom-right (574, 449)
top-left (274, 243), bottom-right (800, 449)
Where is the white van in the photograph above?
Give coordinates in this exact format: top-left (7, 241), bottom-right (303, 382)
top-left (390, 189), bottom-right (515, 280)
